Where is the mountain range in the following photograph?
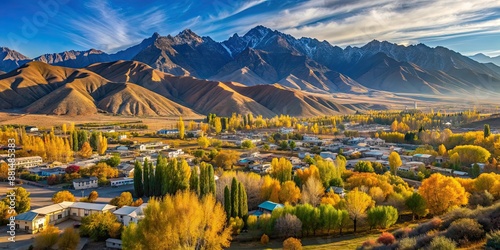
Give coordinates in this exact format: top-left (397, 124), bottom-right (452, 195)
top-left (1, 25), bottom-right (499, 117)
top-left (470, 53), bottom-right (500, 67)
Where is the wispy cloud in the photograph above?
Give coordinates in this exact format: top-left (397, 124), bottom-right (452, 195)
top-left (58, 0), bottom-right (169, 52)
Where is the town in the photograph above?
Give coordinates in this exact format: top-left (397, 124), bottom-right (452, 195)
top-left (0, 110), bottom-right (500, 249)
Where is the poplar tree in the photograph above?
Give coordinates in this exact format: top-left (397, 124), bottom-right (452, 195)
top-left (190, 167), bottom-right (200, 196)
top-left (72, 131), bottom-right (79, 151)
top-left (133, 161), bottom-right (144, 197)
top-left (154, 156), bottom-right (166, 197)
top-left (143, 158), bottom-right (150, 197)
top-left (89, 132), bottom-right (99, 150)
top-left (148, 162), bottom-right (155, 197)
top-left (178, 117), bottom-right (185, 139)
top-left (238, 182), bottom-right (248, 218)
top-left (230, 178), bottom-right (239, 218)
top-left (224, 186), bottom-right (231, 220)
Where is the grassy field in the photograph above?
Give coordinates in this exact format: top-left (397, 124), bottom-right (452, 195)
top-left (0, 113), bottom-right (203, 131)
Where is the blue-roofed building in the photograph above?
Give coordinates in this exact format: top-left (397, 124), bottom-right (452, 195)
top-left (257, 201), bottom-right (284, 215)
top-left (14, 211), bottom-right (46, 234)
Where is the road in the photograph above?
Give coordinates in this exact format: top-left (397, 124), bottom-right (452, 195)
top-left (0, 182), bottom-right (135, 209)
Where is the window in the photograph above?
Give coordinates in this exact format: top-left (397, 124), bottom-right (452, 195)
top-left (25, 226), bottom-right (29, 231)
top-left (58, 214), bottom-right (62, 219)
top-left (84, 210), bottom-right (89, 216)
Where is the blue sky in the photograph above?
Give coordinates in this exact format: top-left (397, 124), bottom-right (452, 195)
top-left (1, 0), bottom-right (500, 58)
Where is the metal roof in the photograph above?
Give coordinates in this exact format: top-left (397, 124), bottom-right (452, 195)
top-left (258, 201), bottom-right (283, 211)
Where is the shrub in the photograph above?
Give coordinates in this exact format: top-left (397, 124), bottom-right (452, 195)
top-left (468, 191), bottom-right (494, 208)
top-left (444, 218), bottom-right (485, 244)
top-left (429, 236), bottom-right (456, 250)
top-left (260, 234), bottom-right (269, 245)
top-left (362, 239), bottom-right (377, 248)
top-left (377, 232), bottom-right (395, 245)
top-left (283, 237), bottom-right (302, 250)
top-left (392, 227), bottom-right (412, 239)
top-left (440, 207), bottom-right (472, 229)
top-left (229, 217), bottom-right (244, 235)
top-left (486, 230), bottom-right (500, 250)
top-left (409, 217), bottom-right (442, 237)
top-left (398, 237), bottom-right (416, 250)
top-left (246, 215), bottom-right (258, 230)
top-left (414, 235), bottom-right (433, 249)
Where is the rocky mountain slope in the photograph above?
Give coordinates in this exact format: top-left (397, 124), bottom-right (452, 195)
top-left (0, 61), bottom-right (369, 117)
top-left (2, 26), bottom-right (499, 98)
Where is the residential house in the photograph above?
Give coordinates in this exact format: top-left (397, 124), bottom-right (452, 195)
top-left (412, 154), bottom-right (435, 164)
top-left (320, 151), bottom-right (337, 159)
top-left (164, 148), bottom-right (184, 158)
top-left (113, 203), bottom-right (147, 226)
top-left (326, 186), bottom-right (346, 197)
top-left (72, 177), bottom-right (98, 190)
top-left (13, 212), bottom-right (46, 234)
top-left (254, 201), bottom-right (284, 216)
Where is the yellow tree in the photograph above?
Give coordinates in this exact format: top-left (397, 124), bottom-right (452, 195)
top-left (213, 150), bottom-right (240, 170)
top-left (295, 165), bottom-right (320, 185)
top-left (178, 117), bottom-right (185, 140)
top-left (270, 157), bottom-right (293, 183)
top-left (278, 181), bottom-right (301, 205)
top-left (345, 188), bottom-right (374, 232)
top-left (62, 123), bottom-right (67, 135)
top-left (260, 175), bottom-right (281, 203)
top-left (438, 144), bottom-right (447, 156)
top-left (79, 142), bottom-right (93, 158)
top-left (122, 192), bottom-right (231, 250)
top-left (391, 119), bottom-right (398, 132)
top-left (418, 173), bottom-right (468, 215)
top-left (97, 133), bottom-right (107, 155)
top-left (198, 136), bottom-right (211, 149)
top-left (68, 122), bottom-right (75, 133)
top-left (388, 151), bottom-right (402, 175)
top-left (214, 117), bottom-right (222, 134)
top-left (52, 191), bottom-right (76, 203)
top-left (58, 227), bottom-right (80, 250)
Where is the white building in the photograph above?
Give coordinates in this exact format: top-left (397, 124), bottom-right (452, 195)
top-left (113, 203), bottom-right (148, 226)
top-left (279, 127), bottom-right (294, 134)
top-left (109, 177), bottom-right (134, 187)
top-left (72, 177), bottom-right (98, 190)
top-left (13, 156), bottom-right (43, 169)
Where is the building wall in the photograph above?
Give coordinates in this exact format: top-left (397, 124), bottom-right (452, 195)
top-left (73, 180), bottom-right (98, 190)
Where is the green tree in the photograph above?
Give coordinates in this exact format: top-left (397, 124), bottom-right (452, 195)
top-left (148, 162), bottom-right (155, 197)
top-left (484, 124), bottom-right (491, 138)
top-left (241, 140), bottom-right (255, 149)
top-left (190, 166), bottom-right (200, 196)
top-left (154, 156), bottom-right (167, 197)
top-left (71, 131), bottom-right (79, 151)
top-left (354, 161), bottom-right (374, 173)
top-left (105, 154), bottom-right (121, 168)
top-left (133, 161), bottom-right (144, 197)
top-left (143, 159), bottom-right (150, 197)
top-left (471, 163), bottom-right (481, 178)
top-left (80, 212), bottom-right (121, 241)
top-left (2, 187), bottom-right (30, 213)
top-left (89, 132), bottom-right (99, 150)
top-left (231, 178), bottom-right (239, 218)
top-left (224, 186), bottom-right (231, 220)
top-left (405, 192), bottom-right (428, 220)
top-left (366, 206), bottom-right (398, 229)
top-left (238, 182), bottom-right (248, 218)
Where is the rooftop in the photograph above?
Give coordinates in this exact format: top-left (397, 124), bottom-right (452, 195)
top-left (70, 202), bottom-right (116, 211)
top-left (258, 201), bottom-right (283, 211)
top-left (15, 211), bottom-right (39, 221)
top-left (32, 201), bottom-right (74, 214)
